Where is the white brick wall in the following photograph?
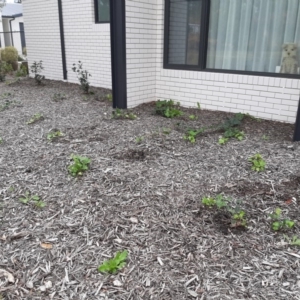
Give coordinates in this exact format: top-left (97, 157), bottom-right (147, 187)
top-left (126, 0), bottom-right (300, 123)
top-left (22, 0), bottom-right (111, 89)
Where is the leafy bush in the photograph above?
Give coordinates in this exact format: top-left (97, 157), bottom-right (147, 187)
top-left (68, 154), bottom-right (91, 177)
top-left (0, 61), bottom-right (13, 82)
top-left (30, 61), bottom-right (45, 85)
top-left (1, 46), bottom-right (18, 64)
top-left (155, 100), bottom-right (183, 118)
top-left (72, 61), bottom-right (92, 93)
top-left (16, 64), bottom-right (28, 77)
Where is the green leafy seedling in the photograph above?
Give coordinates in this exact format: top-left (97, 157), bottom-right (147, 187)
top-left (269, 208), bottom-right (295, 231)
top-left (112, 108), bottom-right (137, 120)
top-left (197, 102), bottom-right (201, 110)
top-left (106, 93), bottom-right (112, 102)
top-left (189, 115), bottom-right (197, 120)
top-left (155, 100), bottom-right (183, 118)
top-left (19, 191), bottom-right (31, 204)
top-left (184, 128), bottom-right (204, 143)
top-left (162, 128), bottom-right (171, 135)
top-left (98, 250), bottom-right (128, 274)
top-left (262, 135), bottom-right (269, 141)
top-left (248, 154), bottom-right (266, 172)
top-left (290, 236), bottom-right (300, 246)
top-left (68, 154), bottom-right (91, 177)
top-left (135, 136), bottom-right (144, 144)
top-left (215, 194), bottom-right (229, 209)
top-left (201, 197), bottom-right (216, 207)
top-left (232, 210), bottom-right (247, 227)
top-left (218, 137), bottom-right (229, 145)
top-left (26, 113), bottom-right (43, 125)
top-left (47, 130), bottom-right (63, 141)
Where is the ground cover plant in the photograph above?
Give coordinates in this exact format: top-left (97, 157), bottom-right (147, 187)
top-left (155, 99), bottom-right (183, 118)
top-left (249, 153), bottom-right (266, 172)
top-left (112, 108), bottom-right (137, 120)
top-left (26, 113), bottom-right (43, 125)
top-left (0, 78), bottom-right (299, 299)
top-left (68, 154), bottom-right (91, 176)
top-left (98, 250), bottom-right (128, 274)
top-left (47, 130), bottom-right (63, 141)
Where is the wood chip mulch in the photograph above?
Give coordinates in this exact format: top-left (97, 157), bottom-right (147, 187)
top-left (0, 78), bottom-right (300, 300)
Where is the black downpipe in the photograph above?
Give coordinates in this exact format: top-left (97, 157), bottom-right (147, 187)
top-left (58, 0), bottom-right (67, 80)
top-left (110, 0), bottom-right (127, 109)
top-left (293, 99), bottom-right (300, 141)
top-left (9, 17), bottom-right (15, 46)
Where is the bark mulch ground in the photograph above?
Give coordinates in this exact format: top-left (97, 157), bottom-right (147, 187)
top-left (0, 78), bottom-right (300, 300)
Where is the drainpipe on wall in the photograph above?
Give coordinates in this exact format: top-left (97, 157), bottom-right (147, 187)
top-left (9, 17), bottom-right (15, 46)
top-left (293, 100), bottom-right (300, 141)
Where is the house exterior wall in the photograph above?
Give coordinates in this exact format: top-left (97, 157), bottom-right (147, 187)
top-left (22, 0), bottom-right (111, 88)
top-left (125, 0), bottom-right (300, 123)
top-left (10, 16), bottom-right (24, 54)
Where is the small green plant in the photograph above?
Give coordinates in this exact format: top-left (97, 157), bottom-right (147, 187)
top-left (284, 235), bottom-right (300, 246)
top-left (269, 208), bottom-right (295, 231)
top-left (201, 194), bottom-right (229, 209)
top-left (262, 135), bottom-right (269, 141)
top-left (184, 128), bottom-right (204, 143)
top-left (112, 108), bottom-right (137, 120)
top-left (15, 64), bottom-right (28, 77)
top-left (135, 136), bottom-right (144, 144)
top-left (231, 210), bottom-right (247, 227)
top-left (202, 196), bottom-right (216, 207)
top-left (197, 102), bottom-right (201, 110)
top-left (189, 115), bottom-right (197, 120)
top-left (72, 61), bottom-right (92, 93)
top-left (155, 100), bottom-right (183, 118)
top-left (0, 99), bottom-right (17, 112)
top-left (26, 113), bottom-right (43, 125)
top-left (98, 250), bottom-right (128, 274)
top-left (0, 137), bottom-right (2, 144)
top-left (219, 113), bottom-right (245, 131)
top-left (68, 154), bottom-right (91, 177)
top-left (248, 154), bottom-right (266, 172)
top-left (19, 192), bottom-right (45, 208)
top-left (47, 130), bottom-right (63, 141)
top-left (0, 61), bottom-right (13, 82)
top-left (219, 128), bottom-right (245, 144)
top-left (218, 137), bottom-right (229, 145)
top-left (30, 61), bottom-right (45, 85)
top-left (162, 128), bottom-right (171, 134)
top-left (53, 93), bottom-right (66, 101)
top-left (106, 93), bottom-right (113, 102)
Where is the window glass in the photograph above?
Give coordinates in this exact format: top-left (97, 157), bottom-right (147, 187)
top-left (168, 0), bottom-right (202, 65)
top-left (207, 0), bottom-right (300, 74)
top-left (96, 0), bottom-right (110, 23)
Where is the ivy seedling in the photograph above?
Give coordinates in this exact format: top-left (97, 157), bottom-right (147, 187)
top-left (248, 154), bottom-right (266, 172)
top-left (269, 208), bottom-right (295, 231)
top-left (98, 250), bottom-right (128, 274)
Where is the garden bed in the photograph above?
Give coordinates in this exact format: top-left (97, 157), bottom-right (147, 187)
top-left (0, 78), bottom-right (300, 299)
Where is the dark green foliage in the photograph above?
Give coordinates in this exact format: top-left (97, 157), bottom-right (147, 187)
top-left (155, 100), bottom-right (183, 118)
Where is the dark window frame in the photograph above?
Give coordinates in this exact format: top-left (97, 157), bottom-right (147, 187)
top-left (163, 0), bottom-right (300, 79)
top-left (94, 0), bottom-right (110, 24)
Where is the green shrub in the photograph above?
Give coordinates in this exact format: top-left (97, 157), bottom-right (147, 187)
top-left (0, 61), bottom-right (13, 82)
top-left (155, 100), bottom-right (183, 118)
top-left (1, 46), bottom-right (18, 64)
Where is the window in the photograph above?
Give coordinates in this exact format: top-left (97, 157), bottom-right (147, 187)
top-left (164, 0), bottom-right (300, 77)
top-left (95, 0), bottom-right (110, 23)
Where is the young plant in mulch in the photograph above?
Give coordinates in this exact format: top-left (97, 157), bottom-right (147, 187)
top-left (155, 100), bottom-right (183, 118)
top-left (53, 93), bottom-right (66, 102)
top-left (47, 130), bottom-right (63, 141)
top-left (201, 194), bottom-right (229, 209)
top-left (112, 108), bottom-right (137, 120)
top-left (284, 235), bottom-right (300, 246)
top-left (218, 113), bottom-right (245, 145)
top-left (19, 191), bottom-right (46, 208)
top-left (184, 128), bottom-right (205, 143)
top-left (248, 154), bottom-right (266, 172)
top-left (229, 208), bottom-right (247, 228)
top-left (106, 93), bottom-right (112, 102)
top-left (189, 114), bottom-right (197, 120)
top-left (68, 154), bottom-right (91, 177)
top-left (269, 208), bottom-right (295, 231)
top-left (30, 61), bottom-right (45, 85)
top-left (135, 136), bottom-right (144, 144)
top-left (26, 113), bottom-right (43, 125)
top-left (72, 61), bottom-right (92, 94)
top-left (98, 250), bottom-right (128, 274)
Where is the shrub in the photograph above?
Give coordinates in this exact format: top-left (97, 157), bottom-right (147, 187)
top-left (155, 100), bottom-right (183, 118)
top-left (30, 61), bottom-right (45, 85)
top-left (1, 47), bottom-right (18, 64)
top-left (0, 61), bottom-right (13, 82)
top-left (72, 61), bottom-right (92, 93)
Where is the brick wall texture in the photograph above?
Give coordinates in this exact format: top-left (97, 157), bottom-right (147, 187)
top-left (23, 0), bottom-right (300, 123)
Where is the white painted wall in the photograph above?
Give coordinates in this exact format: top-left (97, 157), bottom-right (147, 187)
top-left (125, 0), bottom-right (300, 123)
top-left (22, 0), bottom-right (111, 88)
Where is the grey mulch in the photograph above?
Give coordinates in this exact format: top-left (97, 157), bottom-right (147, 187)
top-left (0, 77), bottom-right (300, 300)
